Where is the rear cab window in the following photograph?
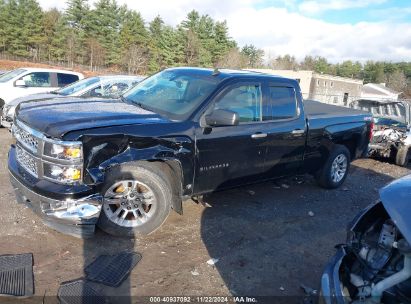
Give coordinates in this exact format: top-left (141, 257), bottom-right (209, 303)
top-left (57, 73), bottom-right (80, 87)
top-left (263, 86), bottom-right (298, 121)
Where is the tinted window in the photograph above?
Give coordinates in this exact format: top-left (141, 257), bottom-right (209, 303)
top-left (21, 72), bottom-right (51, 87)
top-left (214, 84), bottom-right (262, 123)
top-left (263, 87), bottom-right (297, 120)
top-left (57, 73), bottom-right (79, 87)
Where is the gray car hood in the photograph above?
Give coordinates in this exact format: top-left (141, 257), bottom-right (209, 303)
top-left (379, 174), bottom-right (411, 244)
top-left (8, 92), bottom-right (59, 106)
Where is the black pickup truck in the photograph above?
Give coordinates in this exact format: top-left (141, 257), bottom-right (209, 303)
top-left (8, 68), bottom-right (373, 238)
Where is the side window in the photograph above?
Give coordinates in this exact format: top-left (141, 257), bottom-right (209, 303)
top-left (88, 85), bottom-right (103, 97)
top-left (103, 82), bottom-right (130, 97)
top-left (57, 73), bottom-right (79, 87)
top-left (263, 86), bottom-right (297, 121)
top-left (21, 72), bottom-right (51, 87)
top-left (214, 84), bottom-right (262, 123)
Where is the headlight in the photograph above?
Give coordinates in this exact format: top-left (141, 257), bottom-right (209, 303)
top-left (43, 163), bottom-right (82, 183)
top-left (6, 105), bottom-right (15, 117)
top-left (43, 141), bottom-right (83, 161)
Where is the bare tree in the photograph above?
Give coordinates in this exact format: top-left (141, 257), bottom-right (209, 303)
top-left (185, 29), bottom-right (200, 65)
top-left (217, 48), bottom-right (247, 69)
top-left (269, 55), bottom-right (299, 70)
top-left (386, 70), bottom-right (407, 93)
top-left (87, 38), bottom-right (105, 71)
top-left (123, 44), bottom-right (148, 75)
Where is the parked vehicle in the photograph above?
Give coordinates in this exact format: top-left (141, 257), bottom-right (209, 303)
top-left (0, 70), bottom-right (7, 75)
top-left (351, 99), bottom-right (411, 167)
top-left (0, 68), bottom-right (84, 110)
top-left (321, 174), bottom-right (411, 304)
top-left (8, 68), bottom-right (373, 238)
top-left (1, 75), bottom-right (144, 129)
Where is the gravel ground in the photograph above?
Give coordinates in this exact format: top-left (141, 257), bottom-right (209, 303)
top-left (0, 127), bottom-right (409, 303)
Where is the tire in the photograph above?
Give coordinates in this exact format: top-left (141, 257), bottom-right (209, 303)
top-left (97, 162), bottom-right (172, 237)
top-left (315, 145), bottom-right (351, 189)
top-left (395, 145), bottom-right (410, 167)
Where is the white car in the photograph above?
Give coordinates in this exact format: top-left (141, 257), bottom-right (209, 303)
top-left (0, 68), bottom-right (84, 108)
top-left (1, 75), bottom-right (143, 128)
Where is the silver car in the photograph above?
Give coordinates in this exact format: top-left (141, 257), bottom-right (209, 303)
top-left (1, 75), bottom-right (144, 128)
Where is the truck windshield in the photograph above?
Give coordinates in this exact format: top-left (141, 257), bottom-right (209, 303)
top-left (0, 69), bottom-right (26, 83)
top-left (57, 77), bottom-right (100, 96)
top-left (122, 69), bottom-right (220, 120)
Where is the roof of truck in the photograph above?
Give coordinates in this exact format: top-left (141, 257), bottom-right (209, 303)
top-left (166, 67), bottom-right (293, 82)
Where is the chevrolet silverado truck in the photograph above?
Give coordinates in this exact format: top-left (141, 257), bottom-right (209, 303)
top-left (8, 68), bottom-right (373, 238)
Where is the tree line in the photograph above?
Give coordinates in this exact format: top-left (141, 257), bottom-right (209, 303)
top-left (0, 0), bottom-right (410, 96)
top-left (269, 55), bottom-right (411, 97)
top-left (0, 0), bottom-right (264, 74)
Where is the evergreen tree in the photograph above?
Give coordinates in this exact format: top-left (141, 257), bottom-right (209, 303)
top-left (241, 44), bottom-right (264, 68)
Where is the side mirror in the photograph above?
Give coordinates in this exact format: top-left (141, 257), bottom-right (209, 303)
top-left (15, 80), bottom-right (26, 87)
top-left (205, 109), bottom-right (239, 127)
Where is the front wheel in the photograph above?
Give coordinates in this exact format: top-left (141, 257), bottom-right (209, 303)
top-left (97, 162), bottom-right (172, 237)
top-left (315, 145), bottom-right (351, 189)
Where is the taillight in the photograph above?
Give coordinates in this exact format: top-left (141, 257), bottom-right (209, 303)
top-left (369, 121), bottom-right (374, 140)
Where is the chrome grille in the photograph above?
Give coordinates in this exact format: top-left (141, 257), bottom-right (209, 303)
top-left (16, 145), bottom-right (38, 177)
top-left (13, 122), bottom-right (39, 153)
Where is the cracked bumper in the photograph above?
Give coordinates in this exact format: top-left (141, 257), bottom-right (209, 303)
top-left (9, 172), bottom-right (103, 238)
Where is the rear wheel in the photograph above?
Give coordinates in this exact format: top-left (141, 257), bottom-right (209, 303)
top-left (395, 145), bottom-right (410, 167)
top-left (97, 162), bottom-right (172, 237)
top-left (315, 145), bottom-right (351, 189)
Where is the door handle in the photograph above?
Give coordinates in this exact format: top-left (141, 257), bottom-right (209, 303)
top-left (291, 129), bottom-right (305, 135)
top-left (251, 133), bottom-right (267, 139)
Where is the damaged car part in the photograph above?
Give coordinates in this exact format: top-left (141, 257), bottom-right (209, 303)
top-left (321, 174), bottom-right (411, 304)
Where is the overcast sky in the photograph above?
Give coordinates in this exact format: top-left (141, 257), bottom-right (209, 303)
top-left (37, 0), bottom-right (411, 63)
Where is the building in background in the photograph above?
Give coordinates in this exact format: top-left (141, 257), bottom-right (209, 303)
top-left (361, 83), bottom-right (401, 102)
top-left (247, 69), bottom-right (363, 106)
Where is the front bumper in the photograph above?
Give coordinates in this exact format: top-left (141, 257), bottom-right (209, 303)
top-left (8, 145), bottom-right (103, 238)
top-left (321, 246), bottom-right (348, 304)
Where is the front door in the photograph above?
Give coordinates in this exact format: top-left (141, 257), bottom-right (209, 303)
top-left (194, 82), bottom-right (268, 193)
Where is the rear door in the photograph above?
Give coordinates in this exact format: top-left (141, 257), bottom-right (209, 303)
top-left (261, 83), bottom-right (306, 177)
top-left (194, 81), bottom-right (269, 193)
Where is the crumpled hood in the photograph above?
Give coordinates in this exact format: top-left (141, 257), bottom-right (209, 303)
top-left (16, 97), bottom-right (169, 138)
top-left (379, 174), bottom-right (411, 244)
top-left (8, 92), bottom-right (58, 106)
